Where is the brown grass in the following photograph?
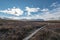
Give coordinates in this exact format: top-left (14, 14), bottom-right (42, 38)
top-left (29, 22), bottom-right (60, 40)
top-left (0, 20), bottom-right (46, 40)
top-left (0, 19), bottom-right (60, 40)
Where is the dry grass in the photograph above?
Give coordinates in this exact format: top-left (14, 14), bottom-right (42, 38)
top-left (29, 29), bottom-right (60, 40)
top-left (29, 22), bottom-right (60, 40)
top-left (0, 19), bottom-right (60, 40)
top-left (0, 20), bottom-right (46, 40)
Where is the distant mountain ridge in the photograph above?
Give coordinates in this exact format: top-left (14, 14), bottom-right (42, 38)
top-left (0, 17), bottom-right (44, 21)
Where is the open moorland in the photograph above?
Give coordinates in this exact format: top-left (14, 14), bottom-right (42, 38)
top-left (0, 19), bottom-right (60, 40)
top-left (29, 22), bottom-right (60, 40)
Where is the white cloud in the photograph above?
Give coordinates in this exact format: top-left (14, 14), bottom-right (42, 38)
top-left (36, 5), bottom-right (60, 20)
top-left (25, 7), bottom-right (40, 16)
top-left (0, 4), bottom-right (60, 20)
top-left (41, 8), bottom-right (49, 12)
top-left (0, 7), bottom-right (24, 16)
top-left (50, 2), bottom-right (57, 7)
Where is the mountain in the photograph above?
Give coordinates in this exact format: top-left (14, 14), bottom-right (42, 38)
top-left (0, 17), bottom-right (44, 21)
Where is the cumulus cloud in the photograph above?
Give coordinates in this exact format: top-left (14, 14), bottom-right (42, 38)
top-left (10, 4), bottom-right (60, 20)
top-left (0, 7), bottom-right (24, 16)
top-left (0, 4), bottom-right (60, 20)
top-left (36, 5), bottom-right (60, 20)
top-left (25, 7), bottom-right (40, 16)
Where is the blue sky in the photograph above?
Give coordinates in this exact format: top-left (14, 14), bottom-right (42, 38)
top-left (0, 0), bottom-right (60, 20)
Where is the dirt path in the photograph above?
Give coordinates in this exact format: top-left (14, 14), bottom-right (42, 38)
top-left (23, 25), bottom-right (46, 40)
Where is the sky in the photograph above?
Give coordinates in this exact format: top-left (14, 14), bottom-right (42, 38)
top-left (0, 0), bottom-right (60, 20)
